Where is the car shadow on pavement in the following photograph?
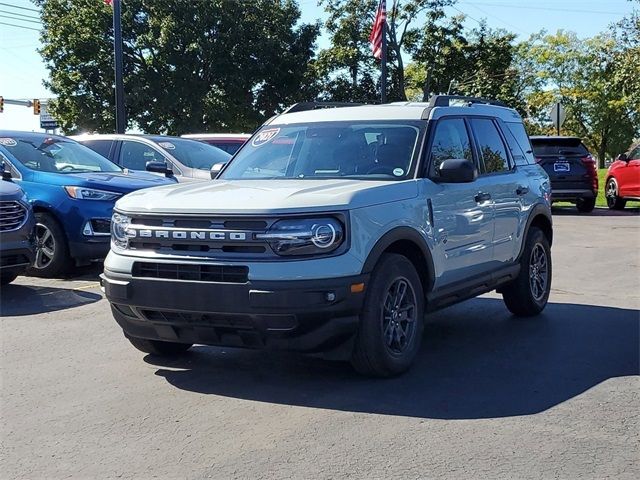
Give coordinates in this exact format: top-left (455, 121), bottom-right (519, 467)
top-left (0, 283), bottom-right (101, 316)
top-left (146, 297), bottom-right (639, 420)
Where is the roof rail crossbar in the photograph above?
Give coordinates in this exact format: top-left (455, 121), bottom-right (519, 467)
top-left (428, 95), bottom-right (507, 108)
top-left (282, 101), bottom-right (365, 114)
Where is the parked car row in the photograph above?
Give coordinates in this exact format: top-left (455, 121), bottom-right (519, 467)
top-left (0, 130), bottom-right (247, 282)
top-left (530, 136), bottom-right (639, 213)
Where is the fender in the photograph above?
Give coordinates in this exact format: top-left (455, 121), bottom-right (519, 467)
top-left (361, 226), bottom-right (435, 292)
top-left (517, 203), bottom-right (553, 261)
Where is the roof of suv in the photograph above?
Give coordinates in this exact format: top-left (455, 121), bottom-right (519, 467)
top-left (268, 98), bottom-right (522, 126)
top-left (72, 133), bottom-right (183, 142)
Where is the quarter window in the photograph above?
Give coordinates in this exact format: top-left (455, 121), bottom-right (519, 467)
top-left (429, 118), bottom-right (473, 175)
top-left (119, 141), bottom-right (166, 171)
top-left (471, 118), bottom-right (510, 174)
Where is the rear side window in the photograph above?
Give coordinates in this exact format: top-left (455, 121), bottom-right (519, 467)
top-left (470, 118), bottom-right (510, 174)
top-left (505, 122), bottom-right (535, 165)
top-left (81, 140), bottom-right (114, 159)
top-left (531, 138), bottom-right (589, 156)
top-left (429, 118), bottom-right (473, 175)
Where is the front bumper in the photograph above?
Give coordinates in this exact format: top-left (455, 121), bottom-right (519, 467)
top-left (101, 270), bottom-right (368, 357)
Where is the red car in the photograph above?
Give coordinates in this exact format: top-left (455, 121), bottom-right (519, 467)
top-left (605, 143), bottom-right (640, 209)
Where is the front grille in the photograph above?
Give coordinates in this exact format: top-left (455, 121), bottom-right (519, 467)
top-left (126, 214), bottom-right (277, 259)
top-left (0, 201), bottom-right (27, 231)
top-left (132, 262), bottom-right (248, 283)
top-left (140, 309), bottom-right (255, 328)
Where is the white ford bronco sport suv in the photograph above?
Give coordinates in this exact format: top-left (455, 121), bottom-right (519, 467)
top-left (102, 95), bottom-right (552, 377)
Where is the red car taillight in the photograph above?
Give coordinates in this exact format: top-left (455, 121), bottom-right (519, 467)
top-left (581, 155), bottom-right (598, 192)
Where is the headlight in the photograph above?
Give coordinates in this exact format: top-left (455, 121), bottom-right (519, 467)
top-left (111, 212), bottom-right (131, 249)
top-left (64, 186), bottom-right (121, 201)
top-left (257, 217), bottom-right (344, 256)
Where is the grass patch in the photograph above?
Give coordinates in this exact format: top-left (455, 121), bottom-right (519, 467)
top-left (555, 169), bottom-right (639, 209)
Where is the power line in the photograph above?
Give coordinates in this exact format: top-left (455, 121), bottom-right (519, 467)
top-left (459, 1), bottom-right (626, 16)
top-left (464, 2), bottom-right (529, 35)
top-left (0, 20), bottom-right (40, 31)
top-left (0, 13), bottom-right (41, 24)
top-left (0, 2), bottom-right (39, 13)
top-left (0, 8), bottom-right (40, 21)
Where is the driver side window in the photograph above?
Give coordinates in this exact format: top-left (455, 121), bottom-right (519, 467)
top-left (119, 141), bottom-right (165, 171)
top-left (429, 118), bottom-right (473, 176)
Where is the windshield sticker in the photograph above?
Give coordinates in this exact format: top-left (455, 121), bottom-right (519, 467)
top-left (393, 168), bottom-right (404, 177)
top-left (0, 138), bottom-right (17, 147)
top-left (158, 142), bottom-right (175, 150)
top-left (251, 128), bottom-right (280, 147)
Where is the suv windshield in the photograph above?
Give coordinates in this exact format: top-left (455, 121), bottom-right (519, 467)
top-left (1, 136), bottom-right (122, 173)
top-left (220, 121), bottom-right (422, 180)
top-left (154, 138), bottom-right (231, 170)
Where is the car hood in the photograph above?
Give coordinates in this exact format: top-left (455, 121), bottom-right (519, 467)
top-left (35, 170), bottom-right (175, 192)
top-left (116, 179), bottom-right (419, 215)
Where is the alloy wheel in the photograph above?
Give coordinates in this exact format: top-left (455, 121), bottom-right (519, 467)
top-left (606, 179), bottom-right (617, 207)
top-left (382, 277), bottom-right (417, 355)
top-left (34, 223), bottom-right (56, 269)
top-left (529, 243), bottom-right (549, 302)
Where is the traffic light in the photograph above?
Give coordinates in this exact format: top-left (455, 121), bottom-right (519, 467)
top-left (33, 99), bottom-right (41, 115)
top-left (0, 96), bottom-right (4, 113)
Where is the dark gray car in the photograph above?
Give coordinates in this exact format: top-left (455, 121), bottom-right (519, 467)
top-left (0, 163), bottom-right (35, 285)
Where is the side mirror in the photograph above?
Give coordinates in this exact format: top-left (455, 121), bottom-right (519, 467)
top-left (437, 158), bottom-right (478, 183)
top-left (617, 153), bottom-right (628, 162)
top-left (210, 162), bottom-right (226, 179)
top-left (1, 161), bottom-right (11, 181)
top-left (145, 160), bottom-right (173, 177)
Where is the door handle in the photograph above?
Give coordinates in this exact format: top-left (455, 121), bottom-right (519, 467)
top-left (516, 185), bottom-right (529, 195)
top-left (474, 192), bottom-right (492, 203)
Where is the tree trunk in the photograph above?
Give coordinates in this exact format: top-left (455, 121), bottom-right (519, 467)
top-left (422, 68), bottom-right (433, 102)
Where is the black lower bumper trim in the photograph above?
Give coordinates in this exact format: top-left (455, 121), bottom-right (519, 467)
top-left (102, 271), bottom-right (368, 356)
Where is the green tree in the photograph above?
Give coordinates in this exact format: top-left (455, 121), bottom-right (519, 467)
top-left (522, 30), bottom-right (638, 166)
top-left (36, 0), bottom-right (319, 134)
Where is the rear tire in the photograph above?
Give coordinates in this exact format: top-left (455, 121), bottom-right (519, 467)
top-left (125, 334), bottom-right (192, 356)
top-left (605, 178), bottom-right (626, 210)
top-left (350, 253), bottom-right (424, 377)
top-left (576, 197), bottom-right (595, 213)
top-left (0, 272), bottom-right (19, 285)
top-left (26, 212), bottom-right (71, 278)
top-left (502, 227), bottom-right (551, 317)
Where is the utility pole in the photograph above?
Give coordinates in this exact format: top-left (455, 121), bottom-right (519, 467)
top-left (112, 0), bottom-right (125, 133)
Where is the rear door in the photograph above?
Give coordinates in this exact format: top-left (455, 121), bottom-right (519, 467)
top-left (530, 137), bottom-right (591, 191)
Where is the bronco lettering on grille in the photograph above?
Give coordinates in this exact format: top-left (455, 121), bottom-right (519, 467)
top-left (131, 229), bottom-right (248, 241)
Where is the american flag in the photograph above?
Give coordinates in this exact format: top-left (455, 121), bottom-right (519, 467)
top-left (369, 0), bottom-right (387, 60)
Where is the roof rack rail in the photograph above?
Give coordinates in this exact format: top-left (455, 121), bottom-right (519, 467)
top-left (428, 95), bottom-right (508, 108)
top-left (282, 101), bottom-right (365, 114)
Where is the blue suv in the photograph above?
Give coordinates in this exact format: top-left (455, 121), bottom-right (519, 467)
top-left (0, 131), bottom-right (175, 277)
top-left (101, 96), bottom-right (553, 377)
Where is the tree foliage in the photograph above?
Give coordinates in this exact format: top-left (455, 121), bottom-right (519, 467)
top-left (37, 0), bottom-right (319, 134)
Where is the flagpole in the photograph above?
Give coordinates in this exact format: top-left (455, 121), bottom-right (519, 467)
top-left (380, 2), bottom-right (387, 103)
top-left (112, 0), bottom-right (126, 133)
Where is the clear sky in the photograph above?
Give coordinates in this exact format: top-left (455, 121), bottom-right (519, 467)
top-left (0, 0), bottom-right (635, 132)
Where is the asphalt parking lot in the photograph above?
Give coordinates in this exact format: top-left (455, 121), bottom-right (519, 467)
top-left (1, 208), bottom-right (639, 480)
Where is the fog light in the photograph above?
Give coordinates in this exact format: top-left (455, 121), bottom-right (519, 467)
top-left (325, 292), bottom-right (336, 302)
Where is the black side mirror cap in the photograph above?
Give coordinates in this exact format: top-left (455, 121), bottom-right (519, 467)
top-left (145, 161), bottom-right (173, 177)
top-left (437, 158), bottom-right (478, 183)
top-left (617, 153), bottom-right (628, 162)
top-left (1, 161), bottom-right (11, 181)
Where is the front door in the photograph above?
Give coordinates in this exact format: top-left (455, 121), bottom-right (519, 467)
top-left (426, 117), bottom-right (495, 287)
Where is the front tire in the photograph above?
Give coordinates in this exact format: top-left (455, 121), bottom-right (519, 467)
top-left (125, 334), bottom-right (192, 356)
top-left (576, 197), bottom-right (596, 213)
top-left (502, 227), bottom-right (552, 317)
top-left (605, 178), bottom-right (626, 210)
top-left (26, 212), bottom-right (71, 278)
top-left (351, 253), bottom-right (424, 377)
